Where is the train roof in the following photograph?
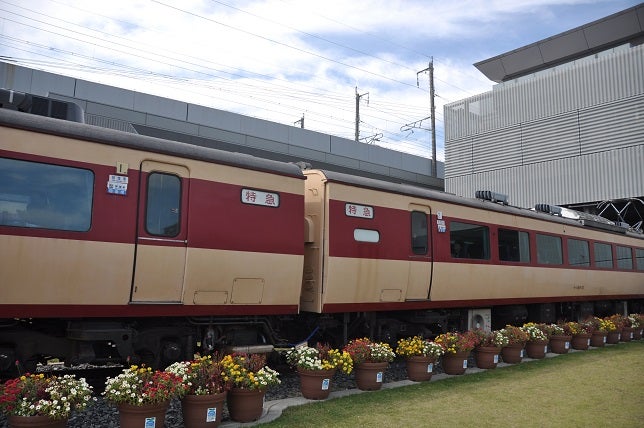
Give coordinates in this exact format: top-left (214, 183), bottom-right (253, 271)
top-left (0, 108), bottom-right (304, 180)
top-left (311, 169), bottom-right (643, 239)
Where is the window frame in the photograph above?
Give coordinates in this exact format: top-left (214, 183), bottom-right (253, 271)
top-left (449, 220), bottom-right (490, 260)
top-left (567, 238), bottom-right (590, 268)
top-left (410, 211), bottom-right (428, 255)
top-left (616, 245), bottom-right (633, 270)
top-left (144, 171), bottom-right (182, 238)
top-left (0, 157), bottom-right (94, 232)
top-left (497, 227), bottom-right (531, 263)
top-left (536, 233), bottom-right (563, 265)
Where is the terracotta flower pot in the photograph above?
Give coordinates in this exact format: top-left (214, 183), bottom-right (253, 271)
top-left (354, 362), bottom-right (388, 391)
top-left (118, 401), bottom-right (169, 428)
top-left (226, 388), bottom-right (266, 423)
top-left (548, 335), bottom-right (572, 354)
top-left (501, 343), bottom-right (524, 364)
top-left (474, 346), bottom-right (501, 369)
top-left (525, 339), bottom-right (549, 359)
top-left (590, 331), bottom-right (607, 347)
top-left (297, 368), bottom-right (336, 399)
top-left (621, 327), bottom-right (634, 342)
top-left (606, 331), bottom-right (621, 344)
top-left (7, 415), bottom-right (67, 428)
top-left (441, 351), bottom-right (470, 375)
top-left (181, 392), bottom-right (227, 428)
top-left (405, 355), bottom-right (435, 381)
top-left (571, 333), bottom-right (591, 350)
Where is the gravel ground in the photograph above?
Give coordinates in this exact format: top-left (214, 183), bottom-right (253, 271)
top-left (0, 357), bottom-right (474, 427)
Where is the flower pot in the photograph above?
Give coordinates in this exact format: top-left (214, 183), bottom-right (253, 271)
top-left (548, 335), bottom-right (572, 354)
top-left (354, 362), bottom-right (388, 391)
top-left (571, 333), bottom-right (591, 350)
top-left (226, 388), bottom-right (266, 423)
top-left (181, 392), bottom-right (227, 428)
top-left (501, 343), bottom-right (524, 364)
top-left (441, 351), bottom-right (470, 375)
top-left (474, 346), bottom-right (501, 369)
top-left (606, 331), bottom-right (621, 344)
top-left (525, 339), bottom-right (549, 359)
top-left (297, 368), bottom-right (336, 399)
top-left (118, 401), bottom-right (169, 428)
top-left (7, 416), bottom-right (67, 428)
top-left (632, 328), bottom-right (643, 340)
top-left (590, 331), bottom-right (607, 347)
top-left (404, 356), bottom-right (435, 381)
top-left (620, 327), bottom-right (634, 342)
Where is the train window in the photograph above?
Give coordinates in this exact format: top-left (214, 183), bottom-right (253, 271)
top-left (0, 157), bottom-right (93, 231)
top-left (498, 229), bottom-right (530, 262)
top-left (145, 172), bottom-right (181, 237)
top-left (616, 246), bottom-right (633, 270)
top-left (636, 249), bottom-right (644, 271)
top-left (411, 211), bottom-right (427, 255)
top-left (536, 234), bottom-right (563, 265)
top-left (593, 243), bottom-right (613, 268)
top-left (354, 228), bottom-right (379, 243)
top-left (567, 239), bottom-right (590, 267)
top-left (449, 221), bottom-right (489, 259)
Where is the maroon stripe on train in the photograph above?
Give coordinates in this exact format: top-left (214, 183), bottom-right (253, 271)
top-left (1, 150), bottom-right (304, 255)
top-left (0, 304), bottom-right (300, 318)
top-left (327, 199), bottom-right (412, 260)
top-left (321, 294), bottom-right (644, 313)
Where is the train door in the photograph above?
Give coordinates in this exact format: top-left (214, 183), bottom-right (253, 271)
top-left (131, 161), bottom-right (189, 302)
top-left (406, 205), bottom-right (432, 300)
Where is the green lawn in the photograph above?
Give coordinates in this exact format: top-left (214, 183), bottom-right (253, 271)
top-left (263, 341), bottom-right (644, 427)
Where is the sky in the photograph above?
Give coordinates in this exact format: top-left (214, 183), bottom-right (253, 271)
top-left (0, 0), bottom-right (640, 161)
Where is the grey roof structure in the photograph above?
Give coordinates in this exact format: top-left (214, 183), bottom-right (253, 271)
top-left (475, 3), bottom-right (644, 82)
top-left (0, 61), bottom-right (443, 190)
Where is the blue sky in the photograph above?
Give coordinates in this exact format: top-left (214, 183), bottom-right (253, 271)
top-left (0, 0), bottom-right (640, 160)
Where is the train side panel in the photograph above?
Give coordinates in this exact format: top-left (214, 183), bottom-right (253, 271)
top-left (0, 110), bottom-right (305, 318)
top-left (302, 170), bottom-right (643, 317)
top-left (301, 170), bottom-right (433, 313)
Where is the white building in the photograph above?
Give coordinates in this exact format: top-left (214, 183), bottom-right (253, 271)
top-left (444, 4), bottom-right (643, 228)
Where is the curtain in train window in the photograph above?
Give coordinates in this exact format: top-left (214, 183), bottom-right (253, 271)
top-left (536, 234), bottom-right (562, 265)
top-left (145, 172), bottom-right (181, 237)
top-left (498, 229), bottom-right (530, 262)
top-left (0, 157), bottom-right (93, 231)
top-left (449, 221), bottom-right (490, 259)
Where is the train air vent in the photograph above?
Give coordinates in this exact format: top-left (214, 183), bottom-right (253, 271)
top-left (475, 190), bottom-right (508, 205)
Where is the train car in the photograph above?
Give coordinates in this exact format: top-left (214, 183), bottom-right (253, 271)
top-left (0, 107), bottom-right (305, 372)
top-left (300, 170), bottom-right (644, 342)
top-left (1, 93), bottom-right (642, 376)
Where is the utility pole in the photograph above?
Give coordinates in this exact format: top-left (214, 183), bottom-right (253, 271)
top-left (417, 59), bottom-right (437, 177)
top-left (294, 114), bottom-right (304, 128)
top-left (355, 86), bottom-right (369, 142)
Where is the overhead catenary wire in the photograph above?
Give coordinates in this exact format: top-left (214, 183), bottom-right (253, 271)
top-left (0, 0), bottom-right (464, 157)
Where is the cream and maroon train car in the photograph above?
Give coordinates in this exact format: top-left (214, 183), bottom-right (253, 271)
top-left (301, 170), bottom-right (644, 340)
top-left (0, 108), bottom-right (305, 370)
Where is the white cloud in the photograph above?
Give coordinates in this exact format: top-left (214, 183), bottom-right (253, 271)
top-left (0, 0), bottom-right (637, 160)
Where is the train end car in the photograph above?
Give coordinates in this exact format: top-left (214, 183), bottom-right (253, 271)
top-left (300, 169), bottom-right (644, 343)
top-left (0, 107), bottom-right (305, 373)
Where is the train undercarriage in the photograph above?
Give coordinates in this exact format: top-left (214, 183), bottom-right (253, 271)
top-left (1, 299), bottom-right (641, 378)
